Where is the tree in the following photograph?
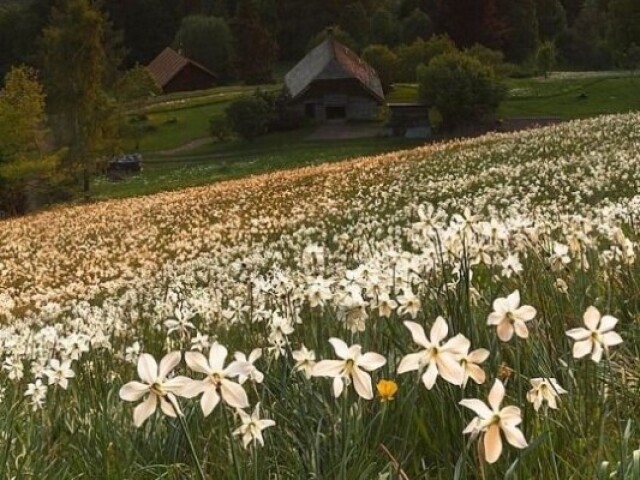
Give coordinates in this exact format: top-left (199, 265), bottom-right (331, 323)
top-left (417, 52), bottom-right (506, 130)
top-left (339, 1), bottom-right (369, 48)
top-left (499, 0), bottom-right (539, 63)
top-left (307, 26), bottom-right (358, 53)
top-left (232, 0), bottom-right (278, 84)
top-left (400, 8), bottom-right (433, 44)
top-left (0, 66), bottom-right (59, 215)
top-left (395, 35), bottom-right (457, 82)
top-left (465, 44), bottom-right (506, 74)
top-left (361, 45), bottom-right (398, 92)
top-left (42, 0), bottom-right (118, 198)
top-left (115, 65), bottom-right (161, 102)
top-left (560, 0), bottom-right (610, 69)
top-left (537, 0), bottom-right (568, 41)
top-left (536, 41), bottom-right (557, 77)
top-left (435, 0), bottom-right (509, 49)
top-left (174, 15), bottom-right (235, 81)
top-left (370, 8), bottom-right (400, 46)
top-left (607, 0), bottom-right (640, 61)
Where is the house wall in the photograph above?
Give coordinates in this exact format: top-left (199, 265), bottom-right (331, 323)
top-left (164, 64), bottom-right (216, 93)
top-left (288, 79), bottom-right (382, 121)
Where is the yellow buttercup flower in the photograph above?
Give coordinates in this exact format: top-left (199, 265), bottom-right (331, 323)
top-left (376, 379), bottom-right (398, 402)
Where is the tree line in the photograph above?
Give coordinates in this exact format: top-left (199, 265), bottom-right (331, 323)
top-left (2, 0), bottom-right (640, 81)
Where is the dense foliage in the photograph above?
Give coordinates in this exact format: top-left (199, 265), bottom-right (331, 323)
top-left (2, 0), bottom-right (639, 81)
top-left (418, 52), bottom-right (506, 130)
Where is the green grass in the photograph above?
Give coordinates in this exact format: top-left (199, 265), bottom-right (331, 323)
top-left (93, 134), bottom-right (423, 200)
top-left (386, 74), bottom-right (640, 120)
top-left (123, 84), bottom-right (281, 152)
top-left (499, 75), bottom-right (640, 119)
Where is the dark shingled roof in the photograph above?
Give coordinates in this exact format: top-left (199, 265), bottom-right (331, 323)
top-left (147, 47), bottom-right (216, 88)
top-left (284, 38), bottom-right (385, 103)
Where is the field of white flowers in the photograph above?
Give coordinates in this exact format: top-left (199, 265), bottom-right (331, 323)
top-left (1, 113), bottom-right (639, 479)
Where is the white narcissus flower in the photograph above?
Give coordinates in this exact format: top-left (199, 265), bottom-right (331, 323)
top-left (119, 352), bottom-right (191, 427)
top-left (183, 343), bottom-right (251, 416)
top-left (527, 378), bottom-right (567, 411)
top-left (43, 359), bottom-right (75, 390)
top-left (233, 403), bottom-right (276, 449)
top-left (397, 317), bottom-right (468, 389)
top-left (292, 345), bottom-right (316, 379)
top-left (234, 348), bottom-right (264, 384)
top-left (312, 338), bottom-right (386, 400)
top-left (459, 348), bottom-right (490, 387)
top-left (459, 379), bottom-right (528, 464)
top-left (396, 289), bottom-right (421, 319)
top-left (565, 306), bottom-right (623, 363)
top-left (487, 290), bottom-right (537, 342)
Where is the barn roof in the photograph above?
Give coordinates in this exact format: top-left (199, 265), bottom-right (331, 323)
top-left (147, 47), bottom-right (216, 88)
top-left (284, 37), bottom-right (385, 103)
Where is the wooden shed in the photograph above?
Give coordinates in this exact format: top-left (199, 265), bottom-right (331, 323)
top-left (283, 37), bottom-right (385, 122)
top-left (147, 47), bottom-right (217, 94)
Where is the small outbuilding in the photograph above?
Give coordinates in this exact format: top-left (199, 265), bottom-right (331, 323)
top-left (283, 36), bottom-right (385, 122)
top-left (147, 47), bottom-right (217, 94)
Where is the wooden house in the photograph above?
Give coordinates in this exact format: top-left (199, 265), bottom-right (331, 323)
top-left (283, 37), bottom-right (385, 122)
top-left (147, 47), bottom-right (217, 94)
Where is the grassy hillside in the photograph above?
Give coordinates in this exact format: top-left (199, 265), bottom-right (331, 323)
top-left (1, 114), bottom-right (639, 478)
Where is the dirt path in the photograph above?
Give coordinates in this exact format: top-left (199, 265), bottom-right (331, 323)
top-left (153, 137), bottom-right (213, 156)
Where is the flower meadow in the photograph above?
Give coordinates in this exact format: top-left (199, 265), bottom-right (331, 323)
top-left (1, 114), bottom-right (640, 479)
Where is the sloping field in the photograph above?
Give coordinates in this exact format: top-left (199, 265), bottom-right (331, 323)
top-left (0, 114), bottom-right (639, 478)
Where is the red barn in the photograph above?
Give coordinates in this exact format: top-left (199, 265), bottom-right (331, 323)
top-left (147, 48), bottom-right (217, 94)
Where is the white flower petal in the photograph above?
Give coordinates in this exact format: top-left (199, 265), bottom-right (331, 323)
top-left (220, 379), bottom-right (249, 409)
top-left (357, 352), bottom-right (386, 371)
top-left (351, 367), bottom-right (373, 400)
top-left (119, 381), bottom-right (149, 402)
top-left (133, 394), bottom-right (157, 427)
top-left (488, 379), bottom-right (505, 411)
top-left (158, 351), bottom-right (181, 380)
top-left (403, 321), bottom-right (430, 348)
top-left (137, 354), bottom-right (158, 384)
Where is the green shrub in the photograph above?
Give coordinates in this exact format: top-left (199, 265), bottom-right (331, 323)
top-left (209, 115), bottom-right (232, 142)
top-left (225, 94), bottom-right (274, 141)
top-left (417, 51), bottom-right (506, 130)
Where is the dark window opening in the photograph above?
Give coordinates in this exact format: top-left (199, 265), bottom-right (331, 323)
top-left (305, 103), bottom-right (315, 118)
top-left (326, 106), bottom-right (346, 120)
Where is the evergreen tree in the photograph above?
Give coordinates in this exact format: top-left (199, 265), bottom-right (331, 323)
top-left (370, 7), bottom-right (400, 46)
top-left (499, 0), bottom-right (539, 62)
top-left (400, 8), bottom-right (433, 44)
top-left (339, 2), bottom-right (369, 48)
top-left (607, 0), bottom-right (640, 61)
top-left (537, 0), bottom-right (568, 41)
top-left (232, 0), bottom-right (278, 84)
top-left (174, 15), bottom-right (234, 81)
top-left (42, 0), bottom-right (118, 198)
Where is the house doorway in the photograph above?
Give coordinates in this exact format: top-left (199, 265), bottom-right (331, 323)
top-left (325, 106), bottom-right (346, 120)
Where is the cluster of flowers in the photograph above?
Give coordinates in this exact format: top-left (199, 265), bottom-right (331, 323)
top-left (0, 114), bottom-right (637, 464)
top-left (118, 296), bottom-right (623, 461)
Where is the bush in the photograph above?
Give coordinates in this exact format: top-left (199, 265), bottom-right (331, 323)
top-left (417, 52), bottom-right (506, 131)
top-left (209, 115), bottom-right (232, 142)
top-left (115, 65), bottom-right (161, 102)
top-left (225, 93), bottom-right (275, 141)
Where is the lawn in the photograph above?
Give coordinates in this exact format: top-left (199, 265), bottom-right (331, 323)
top-left (94, 133), bottom-right (423, 199)
top-left (386, 73), bottom-right (640, 119)
top-left (122, 84), bottom-right (281, 152)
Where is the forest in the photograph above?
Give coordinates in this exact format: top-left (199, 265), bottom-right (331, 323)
top-left (1, 0), bottom-right (639, 81)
